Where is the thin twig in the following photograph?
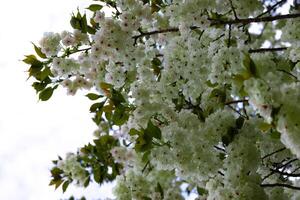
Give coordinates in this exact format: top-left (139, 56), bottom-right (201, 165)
top-left (228, 24), bottom-right (232, 48)
top-left (270, 169), bottom-right (300, 177)
top-left (262, 147), bottom-right (286, 160)
top-left (133, 14), bottom-right (300, 40)
top-left (277, 69), bottom-right (299, 81)
top-left (210, 13), bottom-right (300, 25)
top-left (249, 47), bottom-right (288, 53)
top-left (214, 145), bottom-right (226, 153)
top-left (227, 104), bottom-right (248, 119)
top-left (256, 0), bottom-right (287, 18)
top-left (228, 0), bottom-right (239, 19)
top-left (262, 171), bottom-right (276, 181)
top-left (225, 99), bottom-right (249, 105)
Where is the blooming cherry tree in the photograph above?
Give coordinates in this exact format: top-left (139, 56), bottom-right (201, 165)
top-left (24, 0), bottom-right (300, 199)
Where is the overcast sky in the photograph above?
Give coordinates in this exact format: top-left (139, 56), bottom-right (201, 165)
top-left (0, 0), bottom-right (113, 199)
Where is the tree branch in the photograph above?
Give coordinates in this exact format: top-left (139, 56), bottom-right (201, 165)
top-left (261, 183), bottom-right (300, 190)
top-left (270, 168), bottom-right (300, 177)
top-left (133, 13), bottom-right (300, 40)
top-left (249, 47), bottom-right (287, 53)
top-left (256, 0), bottom-right (287, 18)
top-left (225, 99), bottom-right (249, 105)
top-left (262, 147), bottom-right (286, 160)
top-left (228, 0), bottom-right (239, 19)
top-left (210, 13), bottom-right (300, 25)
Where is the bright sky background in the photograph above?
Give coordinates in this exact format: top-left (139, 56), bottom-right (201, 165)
top-left (0, 0), bottom-right (114, 199)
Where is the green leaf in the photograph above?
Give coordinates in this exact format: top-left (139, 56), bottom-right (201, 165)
top-left (270, 130), bottom-right (281, 140)
top-left (271, 106), bottom-right (281, 119)
top-left (39, 87), bottom-right (55, 101)
top-left (62, 181), bottom-right (70, 193)
top-left (243, 53), bottom-right (257, 77)
top-left (32, 43), bottom-right (47, 59)
top-left (235, 116), bottom-right (244, 129)
top-left (218, 152), bottom-right (226, 160)
top-left (142, 151), bottom-right (151, 163)
top-left (54, 179), bottom-right (63, 189)
top-left (50, 167), bottom-right (63, 176)
top-left (145, 120), bottom-right (161, 139)
top-left (83, 176), bottom-right (90, 187)
top-left (111, 89), bottom-right (125, 106)
top-left (112, 105), bottom-right (129, 126)
top-left (87, 25), bottom-right (96, 34)
top-left (197, 187), bottom-right (208, 195)
top-left (23, 55), bottom-right (41, 65)
top-left (129, 128), bottom-right (141, 136)
top-left (90, 102), bottom-right (105, 112)
top-left (86, 4), bottom-right (103, 12)
top-left (155, 182), bottom-right (164, 198)
top-left (40, 67), bottom-right (52, 81)
top-left (222, 127), bottom-right (239, 146)
top-left (93, 165), bottom-right (102, 183)
top-left (80, 14), bottom-right (88, 33)
top-left (70, 16), bottom-right (81, 30)
top-left (70, 11), bottom-right (88, 33)
top-left (209, 89), bottom-right (226, 103)
top-left (135, 135), bottom-right (152, 152)
top-left (32, 82), bottom-right (48, 92)
top-left (86, 93), bottom-right (103, 100)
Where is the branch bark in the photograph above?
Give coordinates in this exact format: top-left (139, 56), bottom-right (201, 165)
top-left (133, 13), bottom-right (300, 40)
top-left (261, 183), bottom-right (300, 190)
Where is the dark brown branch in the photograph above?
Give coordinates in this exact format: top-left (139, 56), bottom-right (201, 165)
top-left (270, 168), bottom-right (300, 177)
top-left (249, 47), bottom-right (288, 53)
top-left (256, 0), bottom-right (287, 18)
top-left (210, 13), bottom-right (300, 25)
top-left (228, 0), bottom-right (239, 19)
top-left (225, 99), bottom-right (249, 105)
top-left (132, 28), bottom-right (179, 41)
top-left (280, 158), bottom-right (298, 168)
top-left (214, 145), bottom-right (226, 153)
top-left (291, 166), bottom-right (300, 174)
top-left (262, 147), bottom-right (286, 160)
top-left (228, 24), bottom-right (232, 48)
top-left (133, 13), bottom-right (300, 41)
top-left (277, 69), bottom-right (299, 81)
top-left (262, 171), bottom-right (276, 181)
top-left (227, 104), bottom-right (248, 119)
top-left (261, 183), bottom-right (300, 190)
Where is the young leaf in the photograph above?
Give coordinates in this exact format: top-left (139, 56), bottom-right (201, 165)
top-left (90, 102), bottom-right (105, 112)
top-left (86, 93), bottom-right (103, 100)
top-left (243, 53), bottom-right (257, 77)
top-left (62, 181), bottom-right (70, 193)
top-left (86, 4), bottom-right (103, 12)
top-left (111, 89), bottom-right (125, 106)
top-left (23, 55), bottom-right (37, 65)
top-left (197, 187), bottom-right (208, 195)
top-left (129, 128), bottom-right (141, 136)
top-left (39, 87), bottom-right (55, 101)
top-left (112, 105), bottom-right (129, 126)
top-left (145, 119), bottom-right (161, 139)
top-left (155, 182), bottom-right (164, 198)
top-left (32, 43), bottom-right (47, 59)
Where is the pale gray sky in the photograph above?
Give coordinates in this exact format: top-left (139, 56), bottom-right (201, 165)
top-left (0, 0), bottom-right (113, 199)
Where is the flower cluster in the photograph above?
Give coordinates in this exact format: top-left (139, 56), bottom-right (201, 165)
top-left (26, 0), bottom-right (300, 199)
top-left (57, 153), bottom-right (88, 186)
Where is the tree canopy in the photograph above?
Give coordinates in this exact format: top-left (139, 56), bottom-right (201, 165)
top-left (24, 0), bottom-right (300, 199)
